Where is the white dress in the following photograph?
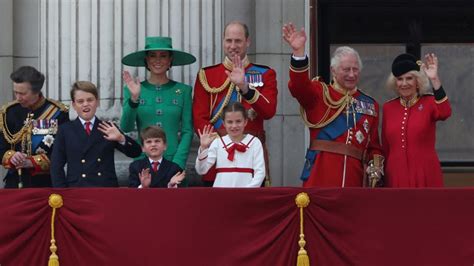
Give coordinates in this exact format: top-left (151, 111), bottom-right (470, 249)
top-left (195, 134), bottom-right (265, 187)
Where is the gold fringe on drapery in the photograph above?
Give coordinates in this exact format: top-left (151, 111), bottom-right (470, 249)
top-left (48, 194), bottom-right (63, 266)
top-left (295, 192), bottom-right (310, 266)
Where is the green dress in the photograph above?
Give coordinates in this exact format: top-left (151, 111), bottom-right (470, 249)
top-left (121, 80), bottom-right (193, 170)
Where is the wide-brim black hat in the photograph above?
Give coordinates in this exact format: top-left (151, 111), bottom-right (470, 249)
top-left (122, 36), bottom-right (196, 67)
top-left (391, 53), bottom-right (421, 77)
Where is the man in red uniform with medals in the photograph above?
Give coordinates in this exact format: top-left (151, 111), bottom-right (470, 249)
top-left (282, 23), bottom-right (383, 187)
top-left (193, 21), bottom-right (278, 187)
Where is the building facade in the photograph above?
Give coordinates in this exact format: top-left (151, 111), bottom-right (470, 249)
top-left (2, 0), bottom-right (473, 188)
top-left (0, 0), bottom-right (309, 187)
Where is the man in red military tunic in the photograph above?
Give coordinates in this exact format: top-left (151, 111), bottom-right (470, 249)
top-left (282, 23), bottom-right (383, 187)
top-left (193, 21), bottom-right (278, 186)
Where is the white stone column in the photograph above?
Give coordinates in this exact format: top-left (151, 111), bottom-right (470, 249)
top-left (39, 0), bottom-right (224, 185)
top-left (0, 0), bottom-right (13, 103)
top-left (0, 0), bottom-right (14, 188)
top-left (40, 0), bottom-right (223, 121)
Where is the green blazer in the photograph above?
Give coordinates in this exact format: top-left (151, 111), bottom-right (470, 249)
top-left (121, 80), bottom-right (193, 170)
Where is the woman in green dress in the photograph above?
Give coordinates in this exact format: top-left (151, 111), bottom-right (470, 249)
top-left (121, 37), bottom-right (196, 174)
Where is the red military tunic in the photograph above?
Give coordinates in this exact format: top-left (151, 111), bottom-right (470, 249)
top-left (193, 56), bottom-right (277, 182)
top-left (382, 93), bottom-right (451, 187)
top-left (288, 56), bottom-right (382, 187)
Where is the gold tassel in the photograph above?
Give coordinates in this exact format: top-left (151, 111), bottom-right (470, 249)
top-left (264, 176), bottom-right (271, 187)
top-left (295, 192), bottom-right (310, 266)
top-left (48, 194), bottom-right (63, 266)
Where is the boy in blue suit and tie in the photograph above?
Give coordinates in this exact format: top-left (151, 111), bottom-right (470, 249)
top-left (51, 81), bottom-right (142, 187)
top-left (129, 126), bottom-right (185, 188)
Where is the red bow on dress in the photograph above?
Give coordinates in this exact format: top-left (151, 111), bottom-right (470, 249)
top-left (226, 143), bottom-right (247, 161)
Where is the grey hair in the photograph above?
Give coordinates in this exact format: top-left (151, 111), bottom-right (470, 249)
top-left (386, 70), bottom-right (431, 96)
top-left (330, 46), bottom-right (363, 70)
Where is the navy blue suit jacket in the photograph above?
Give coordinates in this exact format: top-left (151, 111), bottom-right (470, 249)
top-left (128, 157), bottom-right (182, 188)
top-left (51, 118), bottom-right (142, 187)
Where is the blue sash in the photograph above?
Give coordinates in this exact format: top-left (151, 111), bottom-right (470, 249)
top-left (212, 65), bottom-right (269, 129)
top-left (31, 107), bottom-right (62, 152)
top-left (212, 90), bottom-right (238, 129)
top-left (299, 93), bottom-right (375, 181)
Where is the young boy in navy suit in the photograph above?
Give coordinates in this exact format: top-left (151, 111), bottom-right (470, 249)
top-left (129, 126), bottom-right (185, 188)
top-left (51, 81), bottom-right (142, 187)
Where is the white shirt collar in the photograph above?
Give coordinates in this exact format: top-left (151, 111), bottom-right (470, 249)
top-left (148, 157), bottom-right (163, 164)
top-left (78, 116), bottom-right (96, 128)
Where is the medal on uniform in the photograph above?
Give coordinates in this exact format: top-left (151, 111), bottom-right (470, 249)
top-left (42, 134), bottom-right (55, 147)
top-left (363, 119), bottom-right (370, 133)
top-left (258, 74), bottom-right (263, 87)
top-left (246, 70), bottom-right (264, 88)
top-left (33, 119), bottom-right (58, 134)
top-left (175, 89), bottom-right (182, 95)
top-left (247, 108), bottom-right (257, 121)
top-left (418, 104), bottom-right (423, 111)
top-left (355, 130), bottom-right (365, 144)
top-left (354, 98), bottom-right (376, 116)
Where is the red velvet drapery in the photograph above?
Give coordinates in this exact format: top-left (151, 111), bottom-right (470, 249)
top-left (0, 188), bottom-right (473, 266)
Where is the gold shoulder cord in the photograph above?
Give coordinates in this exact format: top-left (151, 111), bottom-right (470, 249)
top-left (199, 68), bottom-right (237, 124)
top-left (198, 69), bottom-right (231, 94)
top-left (0, 107), bottom-right (34, 154)
top-left (300, 82), bottom-right (352, 129)
top-left (47, 98), bottom-right (69, 112)
top-left (209, 83), bottom-right (236, 124)
top-left (1, 106), bottom-right (26, 144)
top-left (0, 101), bottom-right (18, 134)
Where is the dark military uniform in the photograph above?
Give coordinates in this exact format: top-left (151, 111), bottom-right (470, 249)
top-left (0, 97), bottom-right (69, 188)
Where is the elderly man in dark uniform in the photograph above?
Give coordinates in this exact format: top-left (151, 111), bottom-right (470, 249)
top-left (193, 21), bottom-right (278, 187)
top-left (282, 23), bottom-right (384, 188)
top-left (0, 66), bottom-right (69, 188)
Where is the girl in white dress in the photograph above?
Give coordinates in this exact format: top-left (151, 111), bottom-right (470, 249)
top-left (195, 102), bottom-right (265, 187)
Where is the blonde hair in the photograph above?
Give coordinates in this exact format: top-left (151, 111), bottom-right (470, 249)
top-left (386, 70), bottom-right (430, 96)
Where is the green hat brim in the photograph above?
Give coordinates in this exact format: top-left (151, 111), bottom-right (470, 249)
top-left (122, 48), bottom-right (196, 67)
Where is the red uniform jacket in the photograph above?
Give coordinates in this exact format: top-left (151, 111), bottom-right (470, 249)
top-left (382, 93), bottom-right (451, 187)
top-left (288, 56), bottom-right (382, 187)
top-left (193, 57), bottom-right (277, 181)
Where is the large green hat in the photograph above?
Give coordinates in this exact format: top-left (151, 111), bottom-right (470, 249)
top-left (122, 36), bottom-right (196, 67)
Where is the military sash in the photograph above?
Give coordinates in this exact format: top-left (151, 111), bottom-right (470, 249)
top-left (300, 93), bottom-right (376, 181)
top-left (30, 103), bottom-right (62, 153)
top-left (209, 65), bottom-right (269, 129)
